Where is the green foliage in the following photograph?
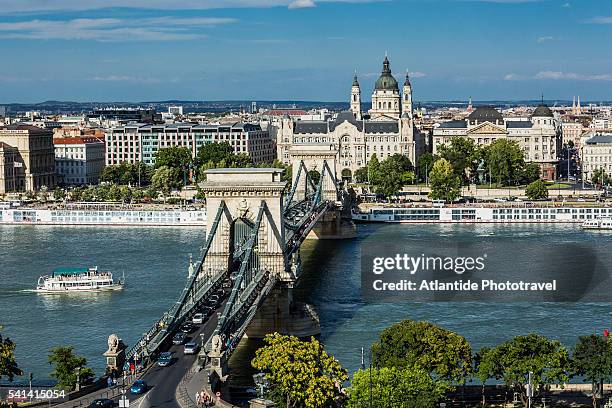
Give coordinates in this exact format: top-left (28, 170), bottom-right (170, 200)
top-left (348, 366), bottom-right (444, 408)
top-left (0, 330), bottom-right (22, 381)
top-left (354, 167), bottom-right (369, 183)
top-left (592, 168), bottom-right (611, 186)
top-left (53, 189), bottom-right (66, 201)
top-left (100, 162), bottom-right (152, 186)
top-left (437, 137), bottom-right (478, 183)
top-left (474, 333), bottom-right (571, 404)
top-left (428, 158), bottom-right (461, 202)
top-left (482, 139), bottom-right (525, 186)
top-left (152, 166), bottom-right (180, 197)
top-left (371, 319), bottom-right (472, 387)
top-left (417, 153), bottom-right (436, 183)
top-left (525, 179), bottom-right (549, 200)
top-left (520, 163), bottom-right (541, 185)
top-left (251, 333), bottom-right (348, 408)
top-left (154, 146), bottom-right (192, 170)
top-left (373, 154), bottom-right (414, 198)
top-left (48, 346), bottom-right (94, 391)
top-left (572, 335), bottom-right (612, 407)
top-left (196, 142), bottom-right (234, 165)
top-left (367, 154), bottom-right (381, 186)
top-left (308, 170), bottom-right (321, 186)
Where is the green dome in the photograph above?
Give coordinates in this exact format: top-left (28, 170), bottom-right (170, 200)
top-left (374, 56), bottom-right (399, 91)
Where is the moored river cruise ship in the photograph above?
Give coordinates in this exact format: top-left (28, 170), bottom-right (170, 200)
top-left (0, 207), bottom-right (206, 226)
top-left (352, 206), bottom-right (612, 223)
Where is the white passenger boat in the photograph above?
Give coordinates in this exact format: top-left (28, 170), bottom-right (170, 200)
top-left (582, 217), bottom-right (612, 230)
top-left (36, 267), bottom-right (124, 293)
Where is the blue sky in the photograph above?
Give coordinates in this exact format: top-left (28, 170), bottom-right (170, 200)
top-left (1, 0), bottom-right (611, 103)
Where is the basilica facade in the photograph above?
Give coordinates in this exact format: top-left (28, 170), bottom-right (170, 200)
top-left (275, 57), bottom-right (424, 180)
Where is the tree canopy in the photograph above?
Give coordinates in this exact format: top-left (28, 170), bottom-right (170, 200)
top-left (428, 158), bottom-right (461, 202)
top-left (48, 346), bottom-right (95, 390)
top-left (348, 366), bottom-right (444, 408)
top-left (371, 319), bottom-right (472, 386)
top-left (0, 330), bottom-right (22, 382)
top-left (474, 333), bottom-right (571, 405)
top-left (525, 179), bottom-right (549, 200)
top-left (482, 139), bottom-right (525, 186)
top-left (437, 137), bottom-right (478, 183)
top-left (572, 334), bottom-right (612, 407)
top-left (251, 333), bottom-right (348, 408)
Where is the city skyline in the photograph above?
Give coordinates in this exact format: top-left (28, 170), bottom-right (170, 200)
top-left (1, 0), bottom-right (612, 103)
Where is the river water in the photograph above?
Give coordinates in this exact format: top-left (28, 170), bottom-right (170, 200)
top-left (1, 223), bottom-right (611, 383)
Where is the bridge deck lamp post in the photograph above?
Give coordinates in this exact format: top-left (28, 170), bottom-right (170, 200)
top-left (74, 367), bottom-right (81, 392)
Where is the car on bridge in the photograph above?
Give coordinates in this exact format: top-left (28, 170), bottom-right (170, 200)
top-left (199, 306), bottom-right (214, 316)
top-left (130, 380), bottom-right (148, 395)
top-left (180, 322), bottom-right (196, 333)
top-left (192, 313), bottom-right (204, 324)
top-left (157, 351), bottom-right (173, 367)
top-left (184, 341), bottom-right (200, 355)
top-left (87, 398), bottom-right (116, 408)
top-left (172, 332), bottom-right (187, 345)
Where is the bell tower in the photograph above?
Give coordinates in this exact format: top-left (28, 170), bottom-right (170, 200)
top-left (402, 71), bottom-right (413, 119)
top-left (350, 72), bottom-right (362, 120)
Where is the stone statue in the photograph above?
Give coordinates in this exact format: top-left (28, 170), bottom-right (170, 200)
top-left (211, 335), bottom-right (222, 354)
top-left (476, 159), bottom-right (486, 184)
top-left (107, 334), bottom-right (120, 353)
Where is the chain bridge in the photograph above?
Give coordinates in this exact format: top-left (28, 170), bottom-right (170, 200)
top-left (97, 159), bottom-right (356, 407)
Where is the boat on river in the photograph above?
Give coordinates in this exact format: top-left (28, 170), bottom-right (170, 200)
top-left (35, 267), bottom-right (124, 293)
top-left (582, 217), bottom-right (612, 230)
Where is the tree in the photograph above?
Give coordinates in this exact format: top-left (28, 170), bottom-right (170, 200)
top-left (428, 158), bottom-right (461, 202)
top-left (196, 142), bottom-right (234, 166)
top-left (53, 189), bottom-right (66, 202)
top-left (368, 154), bottom-right (381, 186)
top-left (572, 335), bottom-right (612, 408)
top-left (437, 137), bottom-right (477, 183)
top-left (475, 333), bottom-right (571, 405)
top-left (525, 179), bottom-right (549, 200)
top-left (308, 170), bottom-right (321, 186)
top-left (417, 153), bottom-right (436, 183)
top-left (354, 167), bottom-right (369, 183)
top-left (0, 330), bottom-right (22, 381)
top-left (348, 366), bottom-right (444, 408)
top-left (520, 163), bottom-right (541, 185)
top-left (154, 146), bottom-right (192, 169)
top-left (483, 139), bottom-right (525, 186)
top-left (373, 154), bottom-right (415, 198)
top-left (592, 168), bottom-right (611, 186)
top-left (371, 319), bottom-right (472, 387)
top-left (48, 346), bottom-right (94, 390)
top-left (152, 166), bottom-right (179, 197)
top-left (251, 333), bottom-right (347, 408)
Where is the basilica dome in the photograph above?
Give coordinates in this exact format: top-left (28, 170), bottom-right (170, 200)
top-left (374, 56), bottom-right (399, 91)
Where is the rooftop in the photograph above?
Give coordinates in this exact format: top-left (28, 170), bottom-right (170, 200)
top-left (585, 134), bottom-right (612, 144)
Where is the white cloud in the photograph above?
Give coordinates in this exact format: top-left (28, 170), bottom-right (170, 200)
top-left (0, 0), bottom-right (383, 13)
top-left (536, 35), bottom-right (555, 43)
top-left (409, 71), bottom-right (426, 78)
top-left (561, 2), bottom-right (570, 7)
top-left (585, 16), bottom-right (612, 24)
top-left (504, 71), bottom-right (612, 81)
top-left (288, 0), bottom-right (316, 8)
top-left (0, 16), bottom-right (237, 41)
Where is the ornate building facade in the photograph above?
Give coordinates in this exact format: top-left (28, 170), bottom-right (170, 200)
top-left (276, 57), bottom-right (424, 180)
top-left (432, 105), bottom-right (561, 180)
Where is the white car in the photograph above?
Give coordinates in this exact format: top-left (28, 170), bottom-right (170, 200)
top-left (184, 341), bottom-right (199, 355)
top-left (192, 313), bottom-right (204, 324)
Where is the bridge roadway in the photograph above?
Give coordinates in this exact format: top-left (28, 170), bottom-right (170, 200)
top-left (136, 301), bottom-right (225, 408)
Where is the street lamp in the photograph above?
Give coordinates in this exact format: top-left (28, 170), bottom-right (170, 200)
top-left (252, 373), bottom-right (270, 398)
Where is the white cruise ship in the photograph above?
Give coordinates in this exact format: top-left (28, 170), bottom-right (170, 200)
top-left (582, 217), bottom-right (612, 230)
top-left (36, 267), bottom-right (124, 293)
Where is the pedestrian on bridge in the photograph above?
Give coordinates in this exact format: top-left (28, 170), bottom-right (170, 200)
top-left (195, 392), bottom-right (201, 406)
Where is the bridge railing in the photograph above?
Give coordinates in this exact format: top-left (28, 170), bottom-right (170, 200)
top-left (124, 201), bottom-right (230, 362)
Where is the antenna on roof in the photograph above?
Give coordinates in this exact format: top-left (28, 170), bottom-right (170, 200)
top-left (541, 92), bottom-right (544, 105)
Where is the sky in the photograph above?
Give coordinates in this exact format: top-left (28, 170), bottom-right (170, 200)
top-left (0, 0), bottom-right (612, 103)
